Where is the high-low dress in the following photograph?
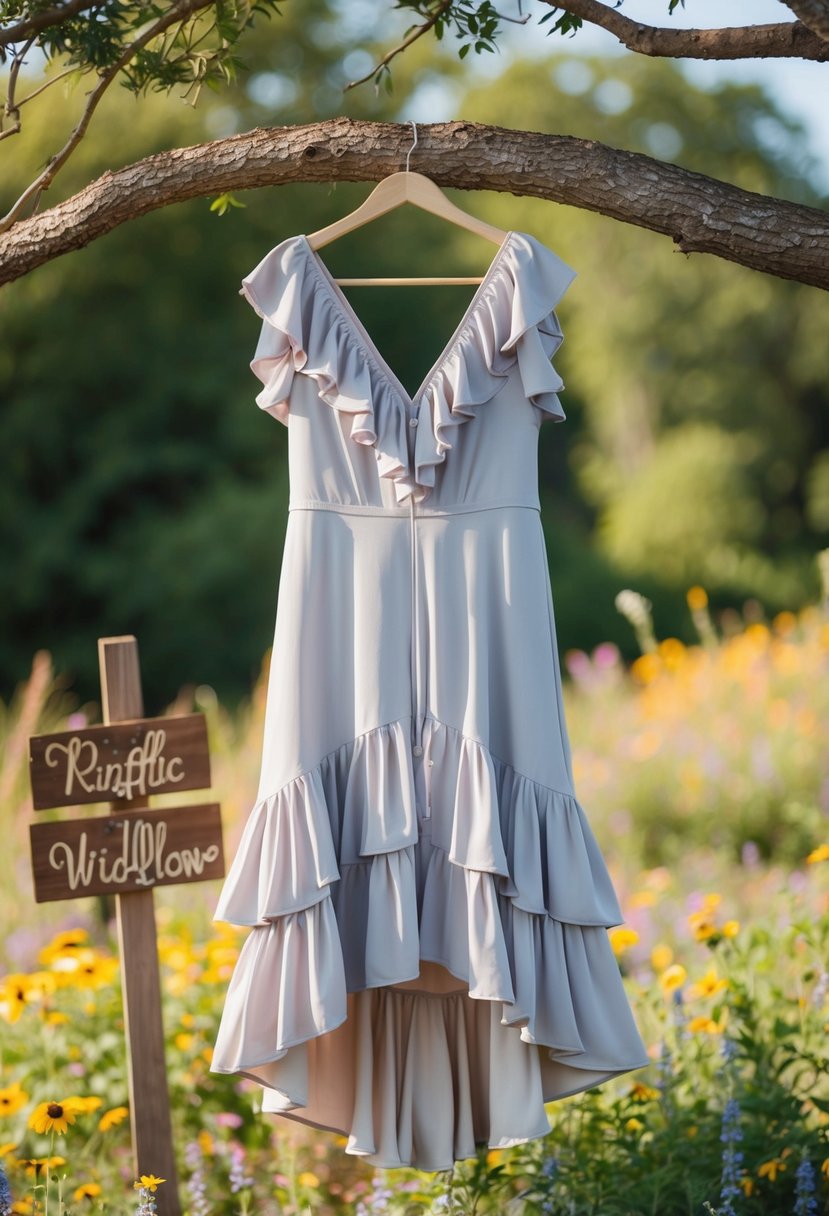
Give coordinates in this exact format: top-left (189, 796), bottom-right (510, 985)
top-left (210, 229), bottom-right (651, 1171)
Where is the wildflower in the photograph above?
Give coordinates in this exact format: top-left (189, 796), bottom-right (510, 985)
top-left (658, 964), bottom-right (686, 993)
top-left (298, 1172), bottom-right (320, 1188)
top-left (0, 1085), bottom-right (28, 1119)
top-left (806, 844), bottom-right (829, 864)
top-left (650, 943), bottom-right (673, 971)
top-left (50, 948), bottom-right (118, 990)
top-left (0, 977), bottom-right (32, 1024)
top-left (758, 1158), bottom-right (787, 1181)
top-left (794, 1154), bottom-right (818, 1216)
top-left (687, 1016), bottom-right (722, 1034)
top-left (16, 1158), bottom-right (66, 1177)
top-left (0, 1162), bottom-right (11, 1216)
top-left (608, 927), bottom-right (639, 955)
top-left (133, 1176), bottom-right (165, 1192)
top-left (184, 1142), bottom-right (209, 1216)
top-left (228, 1142), bottom-right (253, 1194)
top-left (718, 1096), bottom-right (744, 1216)
top-left (69, 1097), bottom-right (102, 1114)
top-left (355, 1173), bottom-right (392, 1214)
top-left (687, 968), bottom-right (729, 1000)
top-left (721, 920), bottom-right (740, 938)
top-left (628, 1082), bottom-right (659, 1102)
top-left (98, 1105), bottom-right (129, 1132)
top-left (72, 1183), bottom-right (102, 1202)
top-left (625, 1117), bottom-right (644, 1133)
top-left (687, 585), bottom-right (708, 611)
top-left (28, 1099), bottom-right (84, 1135)
top-left (38, 929), bottom-right (89, 967)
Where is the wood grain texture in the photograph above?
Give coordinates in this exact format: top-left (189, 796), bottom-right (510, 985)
top-left (30, 803), bottom-right (224, 902)
top-left (1, 119), bottom-right (827, 290)
top-left (98, 637), bottom-right (182, 1216)
top-left (29, 714), bottom-right (211, 809)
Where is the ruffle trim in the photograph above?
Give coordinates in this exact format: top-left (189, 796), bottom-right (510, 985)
top-left (239, 232), bottom-right (576, 504)
top-left (212, 717), bottom-right (644, 1072)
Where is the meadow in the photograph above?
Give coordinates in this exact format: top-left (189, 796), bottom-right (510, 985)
top-left (0, 579), bottom-right (827, 1216)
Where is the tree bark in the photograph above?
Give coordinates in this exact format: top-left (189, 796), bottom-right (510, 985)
top-left (547, 1), bottom-right (829, 61)
top-left (1, 118), bottom-right (828, 290)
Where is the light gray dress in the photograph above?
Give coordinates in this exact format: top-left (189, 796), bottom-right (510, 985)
top-left (211, 229), bottom-right (651, 1170)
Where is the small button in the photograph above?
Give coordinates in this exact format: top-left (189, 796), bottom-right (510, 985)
top-left (409, 417), bottom-right (419, 428)
top-left (413, 745), bottom-right (423, 756)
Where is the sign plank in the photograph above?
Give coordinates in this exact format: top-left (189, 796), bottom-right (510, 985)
top-left (29, 714), bottom-right (211, 810)
top-left (30, 803), bottom-right (224, 903)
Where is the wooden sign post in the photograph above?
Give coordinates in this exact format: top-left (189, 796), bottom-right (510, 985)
top-left (27, 637), bottom-right (226, 1216)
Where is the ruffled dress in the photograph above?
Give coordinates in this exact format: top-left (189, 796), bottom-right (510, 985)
top-left (211, 229), bottom-right (651, 1170)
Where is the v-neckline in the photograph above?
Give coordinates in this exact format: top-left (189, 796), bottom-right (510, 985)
top-left (298, 231), bottom-right (516, 409)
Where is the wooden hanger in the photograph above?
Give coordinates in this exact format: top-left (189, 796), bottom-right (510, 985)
top-left (305, 123), bottom-right (508, 287)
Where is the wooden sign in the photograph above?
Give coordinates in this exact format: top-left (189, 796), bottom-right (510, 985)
top-left (24, 635), bottom-right (229, 1216)
top-left (29, 715), bottom-right (211, 809)
top-left (30, 804), bottom-right (224, 903)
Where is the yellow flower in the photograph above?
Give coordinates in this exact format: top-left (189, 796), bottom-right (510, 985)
top-left (197, 1129), bottom-right (214, 1156)
top-left (689, 917), bottom-right (717, 942)
top-left (608, 927), bottom-right (639, 956)
top-left (51, 948), bottom-right (119, 990)
top-left (70, 1096), bottom-right (103, 1113)
top-left (806, 844), bottom-right (829, 864)
top-left (38, 929), bottom-right (89, 967)
top-left (628, 1083), bottom-right (660, 1102)
top-left (659, 964), bottom-right (687, 993)
top-left (686, 585), bottom-right (708, 611)
top-left (45, 1011), bottom-right (70, 1026)
top-left (12, 1201), bottom-right (34, 1215)
top-left (739, 1176), bottom-right (755, 1196)
top-left (486, 1149), bottom-right (503, 1165)
top-left (624, 1117), bottom-right (644, 1133)
top-left (821, 1157), bottom-right (829, 1177)
top-left (687, 968), bottom-right (729, 1001)
top-left (650, 943), bottom-right (673, 972)
top-left (0, 1082), bottom-right (28, 1118)
top-left (28, 1098), bottom-right (84, 1135)
top-left (0, 1142), bottom-right (18, 1157)
top-left (134, 1176), bottom-right (166, 1192)
top-left (73, 1183), bottom-right (102, 1201)
top-left (174, 1033), bottom-right (195, 1052)
top-left (0, 975), bottom-right (33, 1023)
top-left (98, 1105), bottom-right (129, 1132)
top-left (758, 1158), bottom-right (786, 1181)
top-left (297, 1172), bottom-right (319, 1187)
top-left (631, 653), bottom-right (661, 685)
top-left (687, 1016), bottom-right (722, 1034)
top-left (17, 1156), bottom-right (67, 1176)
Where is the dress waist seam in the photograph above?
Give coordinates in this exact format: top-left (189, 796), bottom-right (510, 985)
top-left (289, 498), bottom-right (541, 518)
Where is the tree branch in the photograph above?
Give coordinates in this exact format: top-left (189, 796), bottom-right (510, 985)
top-left (0, 0), bottom-right (216, 230)
top-left (345, 0), bottom-right (453, 90)
top-left (0, 0), bottom-right (103, 49)
top-left (545, 0), bottom-right (829, 61)
top-left (1, 118), bottom-right (827, 290)
top-left (784, 0), bottom-right (829, 41)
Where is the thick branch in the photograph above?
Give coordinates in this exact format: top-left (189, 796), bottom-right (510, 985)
top-left (1, 118), bottom-right (828, 290)
top-left (548, 0), bottom-right (829, 61)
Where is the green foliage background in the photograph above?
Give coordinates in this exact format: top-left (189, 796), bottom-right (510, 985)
top-left (2, 4), bottom-right (828, 706)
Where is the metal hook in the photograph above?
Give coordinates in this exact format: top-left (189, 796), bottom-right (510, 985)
top-left (405, 120), bottom-right (417, 173)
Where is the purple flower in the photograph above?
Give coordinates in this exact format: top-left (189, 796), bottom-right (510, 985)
top-left (184, 1141), bottom-right (210, 1216)
top-left (0, 1162), bottom-right (12, 1216)
top-left (228, 1142), bottom-right (253, 1194)
top-left (794, 1155), bottom-right (818, 1216)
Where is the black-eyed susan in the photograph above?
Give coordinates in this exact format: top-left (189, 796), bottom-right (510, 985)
top-left (0, 1083), bottom-right (28, 1119)
top-left (72, 1183), bottom-right (102, 1202)
top-left (608, 927), bottom-right (639, 956)
top-left (28, 1098), bottom-right (84, 1135)
top-left (98, 1105), bottom-right (128, 1132)
top-left (658, 963), bottom-right (687, 994)
top-left (133, 1176), bottom-right (165, 1192)
top-left (807, 843), bottom-right (829, 864)
top-left (38, 929), bottom-right (89, 967)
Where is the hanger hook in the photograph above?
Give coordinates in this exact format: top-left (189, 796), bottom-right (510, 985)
top-left (405, 120), bottom-right (417, 173)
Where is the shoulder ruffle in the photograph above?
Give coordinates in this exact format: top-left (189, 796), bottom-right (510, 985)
top-left (240, 237), bottom-right (420, 504)
top-left (240, 232), bottom-right (575, 504)
top-left (414, 232), bottom-right (576, 493)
